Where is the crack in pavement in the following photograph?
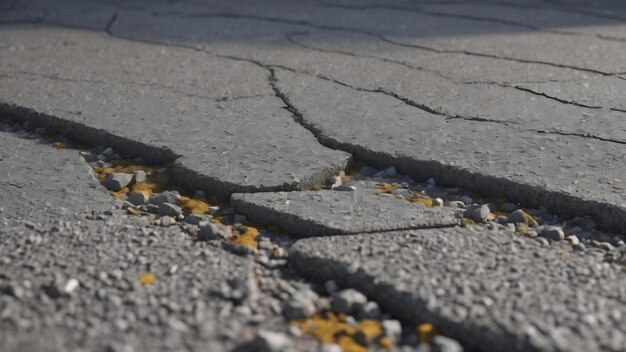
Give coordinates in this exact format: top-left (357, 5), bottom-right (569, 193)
top-left (319, 2), bottom-right (626, 44)
top-left (129, 8), bottom-right (626, 77)
top-left (536, 130), bottom-right (626, 145)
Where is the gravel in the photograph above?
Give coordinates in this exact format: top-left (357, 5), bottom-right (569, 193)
top-left (158, 202), bottom-right (183, 217)
top-left (148, 191), bottom-right (180, 206)
top-left (540, 225), bottom-right (565, 241)
top-left (463, 205), bottom-right (490, 223)
top-left (127, 192), bottom-right (149, 206)
top-left (103, 173), bottom-right (133, 191)
top-left (330, 289), bottom-right (367, 315)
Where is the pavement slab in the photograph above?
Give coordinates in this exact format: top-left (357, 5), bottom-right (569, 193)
top-left (0, 27), bottom-right (350, 199)
top-left (272, 69), bottom-right (626, 232)
top-left (0, 128), bottom-right (113, 220)
top-left (290, 226), bottom-right (626, 352)
top-left (231, 188), bottom-right (459, 237)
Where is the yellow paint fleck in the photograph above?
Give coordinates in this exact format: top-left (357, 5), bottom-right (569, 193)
top-left (462, 218), bottom-right (476, 226)
top-left (229, 226), bottom-right (260, 249)
top-left (379, 336), bottom-right (393, 348)
top-left (109, 187), bottom-right (130, 199)
top-left (409, 193), bottom-right (433, 207)
top-left (139, 273), bottom-right (156, 286)
top-left (291, 311), bottom-right (391, 351)
top-left (376, 183), bottom-right (399, 193)
top-left (52, 140), bottom-right (68, 148)
top-left (418, 323), bottom-right (436, 343)
top-left (127, 207), bottom-right (142, 216)
top-left (179, 196), bottom-right (211, 215)
top-left (302, 184), bottom-right (322, 191)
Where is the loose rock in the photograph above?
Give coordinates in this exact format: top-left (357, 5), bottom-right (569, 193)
top-left (103, 173), bottom-right (133, 191)
top-left (252, 330), bottom-right (292, 352)
top-left (331, 289), bottom-right (367, 315)
top-left (133, 170), bottom-right (147, 183)
top-left (540, 226), bottom-right (565, 241)
top-left (149, 191), bottom-right (179, 206)
top-left (159, 203), bottom-right (182, 217)
top-left (463, 205), bottom-right (491, 223)
top-left (197, 223), bottom-right (231, 241)
top-left (127, 192), bottom-right (149, 206)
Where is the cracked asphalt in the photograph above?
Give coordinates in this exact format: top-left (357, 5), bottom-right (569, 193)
top-left (1, 0), bottom-right (625, 351)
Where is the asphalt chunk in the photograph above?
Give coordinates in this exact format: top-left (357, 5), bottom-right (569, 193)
top-left (290, 226), bottom-right (626, 352)
top-left (231, 189), bottom-right (459, 237)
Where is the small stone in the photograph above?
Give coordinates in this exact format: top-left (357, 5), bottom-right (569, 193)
top-left (426, 177), bottom-right (437, 186)
top-left (320, 344), bottom-right (342, 352)
top-left (525, 229), bottom-right (538, 238)
top-left (34, 127), bottom-right (46, 134)
top-left (103, 173), bottom-right (133, 191)
top-left (133, 157), bottom-right (145, 164)
top-left (283, 293), bottom-right (317, 319)
top-left (331, 289), bottom-right (367, 315)
top-left (127, 192), bottom-right (149, 206)
top-left (540, 226), bottom-right (565, 241)
top-left (597, 242), bottom-right (615, 251)
top-left (432, 198), bottom-right (444, 207)
top-left (159, 203), bottom-right (182, 217)
top-left (572, 243), bottom-right (586, 251)
top-left (253, 330), bottom-right (292, 352)
top-left (495, 215), bottom-right (508, 224)
top-left (197, 223), bottom-right (231, 241)
top-left (102, 147), bottom-right (114, 157)
top-left (463, 205), bottom-right (491, 223)
top-left (234, 214), bottom-right (247, 224)
top-left (445, 201), bottom-right (465, 209)
top-left (160, 216), bottom-right (176, 226)
top-left (433, 335), bottom-right (463, 352)
top-left (565, 235), bottom-right (580, 245)
top-left (360, 301), bottom-right (381, 319)
top-left (133, 170), bottom-right (147, 183)
top-left (507, 209), bottom-right (529, 225)
top-left (63, 279), bottom-right (79, 294)
top-left (382, 319), bottom-right (402, 343)
top-left (535, 237), bottom-right (550, 246)
top-left (149, 191), bottom-right (179, 206)
top-left (458, 195), bottom-right (473, 205)
top-left (184, 214), bottom-right (209, 225)
top-left (324, 280), bottom-right (339, 295)
top-left (384, 166), bottom-right (397, 178)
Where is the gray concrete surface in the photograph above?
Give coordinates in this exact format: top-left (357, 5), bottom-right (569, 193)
top-left (0, 26), bottom-right (350, 199)
top-left (290, 226), bottom-right (626, 352)
top-left (0, 128), bottom-right (113, 220)
top-left (2, 0), bottom-right (624, 231)
top-left (232, 189), bottom-right (459, 237)
top-left (2, 0), bottom-right (626, 351)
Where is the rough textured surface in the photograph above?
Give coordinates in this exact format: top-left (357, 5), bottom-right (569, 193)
top-left (0, 130), bottom-right (113, 219)
top-left (0, 27), bottom-right (350, 199)
top-left (2, 0), bottom-right (626, 350)
top-left (290, 226), bottom-right (626, 352)
top-left (232, 188), bottom-right (459, 237)
top-left (0, 217), bottom-right (252, 352)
